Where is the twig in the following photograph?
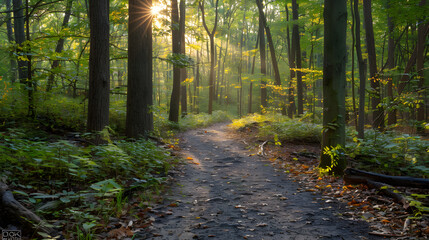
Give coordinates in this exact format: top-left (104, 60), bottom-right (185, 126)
top-left (257, 140), bottom-right (268, 156)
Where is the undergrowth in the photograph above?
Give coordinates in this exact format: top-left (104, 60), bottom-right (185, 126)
top-left (230, 113), bottom-right (322, 143)
top-left (0, 127), bottom-right (173, 238)
top-left (231, 113), bottom-right (429, 178)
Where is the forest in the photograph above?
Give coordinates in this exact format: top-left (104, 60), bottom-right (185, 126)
top-left (0, 0), bottom-right (428, 239)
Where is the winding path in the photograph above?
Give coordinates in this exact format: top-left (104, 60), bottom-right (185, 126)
top-left (137, 123), bottom-right (378, 240)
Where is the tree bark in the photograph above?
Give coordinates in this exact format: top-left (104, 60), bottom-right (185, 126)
top-left (386, 0), bottom-right (396, 126)
top-left (396, 22), bottom-right (429, 95)
top-left (258, 7), bottom-right (267, 111)
top-left (416, 0), bottom-right (427, 133)
top-left (238, 12), bottom-right (245, 117)
top-left (363, 0), bottom-right (384, 131)
top-left (248, 32), bottom-right (259, 114)
top-left (199, 0), bottom-right (219, 115)
top-left (319, 0), bottom-right (347, 175)
top-left (46, 0), bottom-right (73, 92)
top-left (126, 0), bottom-right (154, 138)
top-left (350, 0), bottom-right (358, 129)
top-left (6, 0), bottom-right (17, 83)
top-left (87, 0), bottom-right (110, 142)
top-left (292, 0), bottom-right (303, 115)
top-left (179, 0), bottom-right (187, 117)
top-left (13, 0), bottom-right (27, 84)
top-left (256, 0), bottom-right (281, 87)
top-left (169, 0), bottom-right (181, 122)
top-left (287, 3), bottom-right (296, 118)
top-left (354, 0), bottom-right (367, 139)
top-left (25, 0), bottom-right (34, 117)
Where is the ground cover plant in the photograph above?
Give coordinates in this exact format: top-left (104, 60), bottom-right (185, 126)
top-left (0, 126), bottom-right (173, 238)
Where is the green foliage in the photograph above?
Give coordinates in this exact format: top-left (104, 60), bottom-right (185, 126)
top-left (345, 129), bottom-right (429, 178)
top-left (230, 113), bottom-right (322, 143)
top-left (0, 127), bottom-right (172, 236)
top-left (179, 110), bottom-right (232, 131)
top-left (165, 53), bottom-right (195, 68)
top-left (319, 144), bottom-right (347, 176)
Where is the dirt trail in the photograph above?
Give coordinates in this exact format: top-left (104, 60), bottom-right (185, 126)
top-left (136, 123), bottom-right (379, 240)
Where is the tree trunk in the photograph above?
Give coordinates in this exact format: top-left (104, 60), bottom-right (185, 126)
top-left (386, 0), bottom-right (396, 126)
top-left (350, 0), bottom-right (358, 128)
top-left (126, 0), bottom-right (153, 138)
top-left (25, 0), bottom-right (34, 117)
top-left (256, 0), bottom-right (281, 87)
top-left (199, 0), bottom-right (219, 115)
top-left (416, 0), bottom-right (427, 133)
top-left (248, 32), bottom-right (259, 114)
top-left (169, 0), bottom-right (181, 122)
top-left (47, 0), bottom-right (73, 92)
top-left (87, 0), bottom-right (110, 142)
top-left (13, 0), bottom-right (27, 84)
top-left (195, 50), bottom-right (200, 114)
top-left (397, 22), bottom-right (429, 95)
top-left (287, 3), bottom-right (296, 118)
top-left (258, 9), bottom-right (267, 110)
top-left (354, 0), bottom-right (367, 139)
top-left (292, 0), bottom-right (303, 115)
top-left (363, 0), bottom-right (384, 131)
top-left (319, 0), bottom-right (347, 175)
top-left (179, 0), bottom-right (187, 117)
top-left (6, 0), bottom-right (17, 83)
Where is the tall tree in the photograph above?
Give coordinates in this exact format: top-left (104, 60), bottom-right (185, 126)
top-left (168, 0), bottom-right (181, 122)
top-left (416, 0), bottom-right (427, 133)
top-left (354, 0), bottom-right (367, 139)
top-left (256, 0), bottom-right (281, 87)
top-left (179, 0), bottom-right (187, 117)
top-left (319, 0), bottom-right (347, 175)
top-left (47, 0), bottom-right (73, 92)
top-left (13, 0), bottom-right (26, 83)
top-left (25, 0), bottom-right (34, 117)
top-left (386, 0), bottom-right (396, 126)
top-left (87, 0), bottom-right (110, 142)
top-left (292, 0), bottom-right (304, 115)
top-left (286, 3), bottom-right (296, 118)
top-left (199, 0), bottom-right (219, 114)
top-left (258, 6), bottom-right (267, 110)
top-left (6, 0), bottom-right (17, 83)
top-left (126, 0), bottom-right (154, 138)
top-left (363, 0), bottom-right (384, 131)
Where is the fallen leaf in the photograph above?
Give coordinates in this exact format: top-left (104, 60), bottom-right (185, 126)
top-left (108, 226), bottom-right (133, 238)
top-left (186, 157), bottom-right (193, 160)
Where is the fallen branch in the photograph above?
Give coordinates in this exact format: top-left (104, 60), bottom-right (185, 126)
top-left (344, 168), bottom-right (429, 189)
top-left (257, 140), bottom-right (268, 156)
top-left (343, 175), bottom-right (410, 210)
top-left (0, 182), bottom-right (57, 237)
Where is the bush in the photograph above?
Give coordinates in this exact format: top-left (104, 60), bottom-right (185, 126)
top-left (345, 130), bottom-right (429, 177)
top-left (230, 113), bottom-right (322, 143)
